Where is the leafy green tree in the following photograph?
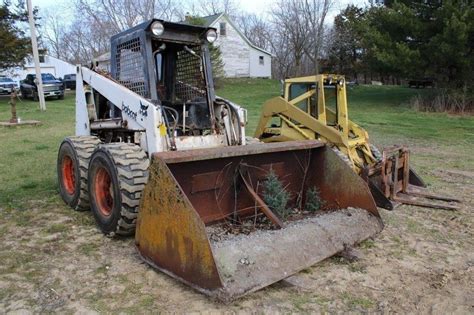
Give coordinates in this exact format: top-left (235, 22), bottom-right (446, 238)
top-left (185, 15), bottom-right (225, 80)
top-left (0, 1), bottom-right (32, 69)
top-left (358, 0), bottom-right (473, 89)
top-left (359, 3), bottom-right (421, 80)
top-left (425, 1), bottom-right (473, 87)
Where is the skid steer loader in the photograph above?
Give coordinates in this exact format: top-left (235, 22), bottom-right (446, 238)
top-left (255, 74), bottom-right (460, 211)
top-left (57, 22), bottom-right (383, 301)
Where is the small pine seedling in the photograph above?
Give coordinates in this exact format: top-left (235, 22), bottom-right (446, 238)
top-left (304, 186), bottom-right (324, 212)
top-left (262, 169), bottom-right (291, 218)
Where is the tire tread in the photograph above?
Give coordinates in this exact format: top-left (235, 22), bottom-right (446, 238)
top-left (63, 136), bottom-right (100, 211)
top-left (99, 143), bottom-right (149, 236)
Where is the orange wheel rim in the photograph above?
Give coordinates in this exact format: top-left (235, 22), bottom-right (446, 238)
top-left (61, 155), bottom-right (75, 195)
top-left (94, 167), bottom-right (114, 216)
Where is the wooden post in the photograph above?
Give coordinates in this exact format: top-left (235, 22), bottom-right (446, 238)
top-left (9, 90), bottom-right (18, 123)
top-left (27, 0), bottom-right (46, 111)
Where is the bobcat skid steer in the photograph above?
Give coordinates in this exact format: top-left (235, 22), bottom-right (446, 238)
top-left (255, 74), bottom-right (460, 211)
top-left (57, 22), bottom-right (383, 301)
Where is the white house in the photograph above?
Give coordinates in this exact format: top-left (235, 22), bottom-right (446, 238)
top-left (0, 55), bottom-right (76, 84)
top-left (202, 13), bottom-right (272, 78)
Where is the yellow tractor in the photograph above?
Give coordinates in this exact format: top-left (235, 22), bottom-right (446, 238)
top-left (255, 74), bottom-right (460, 210)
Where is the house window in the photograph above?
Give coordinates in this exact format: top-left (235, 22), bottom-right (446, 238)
top-left (259, 56), bottom-right (264, 65)
top-left (220, 22), bottom-right (226, 36)
top-left (39, 55), bottom-right (45, 63)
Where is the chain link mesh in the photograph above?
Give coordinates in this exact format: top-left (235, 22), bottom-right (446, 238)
top-left (175, 46), bottom-right (207, 103)
top-left (115, 38), bottom-right (149, 98)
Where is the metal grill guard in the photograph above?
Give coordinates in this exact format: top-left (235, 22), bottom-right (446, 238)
top-left (115, 38), bottom-right (149, 98)
top-left (175, 46), bottom-right (207, 103)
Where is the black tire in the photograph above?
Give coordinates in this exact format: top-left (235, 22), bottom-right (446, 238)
top-left (369, 144), bottom-right (382, 162)
top-left (58, 94), bottom-right (64, 100)
top-left (88, 143), bottom-right (149, 236)
top-left (57, 136), bottom-right (101, 211)
top-left (33, 91), bottom-right (39, 101)
top-left (20, 88), bottom-right (27, 99)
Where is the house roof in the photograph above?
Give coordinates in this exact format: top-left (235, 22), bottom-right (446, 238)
top-left (201, 13), bottom-right (273, 56)
top-left (95, 52), bottom-right (111, 62)
top-left (201, 13), bottom-right (223, 27)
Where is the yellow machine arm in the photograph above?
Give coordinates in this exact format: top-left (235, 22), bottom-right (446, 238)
top-left (255, 74), bottom-right (460, 211)
top-left (254, 74), bottom-right (377, 173)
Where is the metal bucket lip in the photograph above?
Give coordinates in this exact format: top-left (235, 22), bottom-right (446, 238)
top-left (152, 140), bottom-right (325, 164)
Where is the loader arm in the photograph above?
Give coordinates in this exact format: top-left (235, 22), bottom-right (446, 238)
top-left (76, 66), bottom-right (167, 154)
top-left (254, 96), bottom-right (348, 147)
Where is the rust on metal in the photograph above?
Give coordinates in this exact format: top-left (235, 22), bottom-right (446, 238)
top-left (136, 141), bottom-right (383, 301)
top-left (378, 146), bottom-right (461, 210)
top-left (191, 171), bottom-right (224, 194)
top-left (135, 157), bottom-right (223, 290)
top-left (311, 146), bottom-right (380, 217)
top-left (153, 140), bottom-right (324, 164)
top-left (238, 165), bottom-right (284, 228)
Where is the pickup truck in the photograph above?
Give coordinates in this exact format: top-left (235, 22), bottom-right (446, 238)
top-left (62, 74), bottom-right (76, 90)
top-left (20, 73), bottom-right (64, 100)
top-left (0, 76), bottom-right (17, 95)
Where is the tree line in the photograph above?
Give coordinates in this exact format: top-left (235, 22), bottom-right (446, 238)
top-left (327, 0), bottom-right (473, 91)
top-left (2, 0), bottom-right (473, 108)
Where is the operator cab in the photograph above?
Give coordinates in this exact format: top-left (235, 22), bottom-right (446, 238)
top-left (110, 19), bottom-right (219, 137)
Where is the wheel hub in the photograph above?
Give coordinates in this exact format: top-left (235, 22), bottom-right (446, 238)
top-left (94, 167), bottom-right (114, 216)
top-left (61, 155), bottom-right (75, 195)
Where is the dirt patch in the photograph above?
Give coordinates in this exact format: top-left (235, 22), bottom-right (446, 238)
top-left (0, 162), bottom-right (473, 313)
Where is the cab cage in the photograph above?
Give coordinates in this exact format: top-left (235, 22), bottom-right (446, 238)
top-left (110, 19), bottom-right (217, 103)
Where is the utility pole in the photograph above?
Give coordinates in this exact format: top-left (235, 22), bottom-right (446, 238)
top-left (27, 0), bottom-right (46, 111)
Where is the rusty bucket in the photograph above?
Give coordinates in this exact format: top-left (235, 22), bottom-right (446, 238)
top-left (135, 140), bottom-right (383, 302)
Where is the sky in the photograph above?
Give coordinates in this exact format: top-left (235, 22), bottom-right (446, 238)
top-left (33, 0), bottom-right (370, 21)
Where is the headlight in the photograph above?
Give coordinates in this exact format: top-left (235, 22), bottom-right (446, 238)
top-left (206, 29), bottom-right (217, 43)
top-left (151, 21), bottom-right (164, 36)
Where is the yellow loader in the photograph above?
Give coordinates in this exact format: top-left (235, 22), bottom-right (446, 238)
top-left (255, 74), bottom-right (460, 210)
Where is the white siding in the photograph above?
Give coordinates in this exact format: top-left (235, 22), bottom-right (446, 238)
top-left (1, 55), bottom-right (75, 84)
top-left (210, 15), bottom-right (272, 78)
top-left (211, 16), bottom-right (250, 77)
top-left (249, 48), bottom-right (271, 78)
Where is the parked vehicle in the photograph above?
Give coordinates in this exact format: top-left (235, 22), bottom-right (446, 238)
top-left (0, 76), bottom-right (17, 95)
top-left (63, 74), bottom-right (76, 90)
top-left (20, 73), bottom-right (64, 100)
top-left (408, 78), bottom-right (435, 88)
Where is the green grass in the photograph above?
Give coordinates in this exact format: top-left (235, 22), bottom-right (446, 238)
top-left (341, 292), bottom-right (375, 310)
top-left (218, 80), bottom-right (474, 184)
top-left (217, 78), bottom-right (279, 134)
top-left (0, 93), bottom-right (75, 208)
top-left (218, 81), bottom-right (474, 146)
top-left (0, 81), bottom-right (473, 209)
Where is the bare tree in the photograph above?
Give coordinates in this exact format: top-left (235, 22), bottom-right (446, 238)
top-left (41, 0), bottom-right (183, 64)
top-left (195, 0), bottom-right (239, 17)
top-left (302, 0), bottom-right (332, 74)
top-left (268, 0), bottom-right (333, 78)
top-left (237, 14), bottom-right (271, 51)
top-left (271, 0), bottom-right (310, 77)
top-left (42, 10), bottom-right (66, 59)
